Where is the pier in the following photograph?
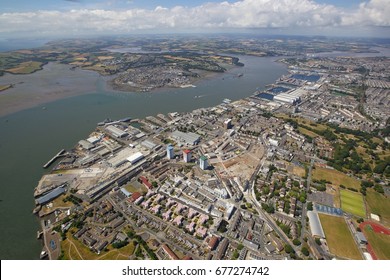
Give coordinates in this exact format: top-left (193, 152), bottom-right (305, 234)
top-left (43, 149), bottom-right (66, 168)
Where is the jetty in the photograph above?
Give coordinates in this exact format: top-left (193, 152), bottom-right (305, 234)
top-left (43, 149), bottom-right (66, 168)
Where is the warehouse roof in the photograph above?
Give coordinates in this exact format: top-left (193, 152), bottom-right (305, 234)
top-left (106, 125), bottom-right (128, 138)
top-left (171, 131), bottom-right (200, 145)
top-left (36, 186), bottom-right (66, 205)
top-left (127, 152), bottom-right (144, 164)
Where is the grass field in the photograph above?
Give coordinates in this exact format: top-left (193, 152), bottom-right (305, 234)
top-left (313, 167), bottom-right (361, 190)
top-left (276, 114), bottom-right (328, 131)
top-left (340, 189), bottom-right (366, 217)
top-left (298, 127), bottom-right (319, 138)
top-left (363, 225), bottom-right (390, 260)
top-left (319, 214), bottom-right (362, 259)
top-left (41, 194), bottom-right (74, 215)
top-left (6, 61), bottom-right (43, 74)
top-left (292, 165), bottom-right (306, 178)
top-left (124, 183), bottom-right (147, 194)
top-left (366, 189), bottom-right (390, 226)
top-left (61, 231), bottom-right (135, 260)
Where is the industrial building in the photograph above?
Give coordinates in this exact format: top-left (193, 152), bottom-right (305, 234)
top-left (127, 152), bottom-right (144, 165)
top-left (269, 138), bottom-right (279, 146)
top-left (273, 88), bottom-right (307, 105)
top-left (120, 188), bottom-right (132, 198)
top-left (141, 140), bottom-right (157, 150)
top-left (107, 148), bottom-right (144, 167)
top-left (36, 185), bottom-right (66, 205)
top-left (86, 136), bottom-right (100, 144)
top-left (200, 155), bottom-right (209, 170)
top-left (78, 140), bottom-right (94, 150)
top-left (273, 94), bottom-right (301, 105)
top-left (107, 148), bottom-right (134, 167)
top-left (171, 131), bottom-right (200, 145)
top-left (183, 149), bottom-right (191, 162)
top-left (166, 145), bottom-right (174, 159)
top-left (105, 125), bottom-right (128, 138)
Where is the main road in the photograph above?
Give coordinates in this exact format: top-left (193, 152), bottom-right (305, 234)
top-left (300, 156), bottom-right (315, 243)
top-left (246, 150), bottom-right (296, 250)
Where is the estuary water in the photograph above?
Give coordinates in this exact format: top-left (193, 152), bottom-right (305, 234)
top-left (0, 55), bottom-right (288, 259)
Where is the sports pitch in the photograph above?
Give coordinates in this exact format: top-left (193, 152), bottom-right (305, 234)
top-left (319, 213), bottom-right (362, 259)
top-left (340, 189), bottom-right (366, 217)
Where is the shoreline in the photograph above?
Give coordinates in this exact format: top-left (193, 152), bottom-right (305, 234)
top-left (0, 61), bottom-right (241, 118)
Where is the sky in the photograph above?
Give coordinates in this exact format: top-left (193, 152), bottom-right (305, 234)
top-left (0, 0), bottom-right (389, 39)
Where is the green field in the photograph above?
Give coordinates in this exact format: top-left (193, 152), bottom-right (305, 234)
top-left (298, 127), bottom-right (319, 138)
top-left (124, 182), bottom-right (147, 194)
top-left (313, 167), bottom-right (361, 190)
top-left (340, 189), bottom-right (366, 217)
top-left (6, 61), bottom-right (43, 74)
top-left (366, 189), bottom-right (390, 226)
top-left (363, 225), bottom-right (390, 260)
top-left (319, 213), bottom-right (362, 259)
top-left (61, 231), bottom-right (135, 260)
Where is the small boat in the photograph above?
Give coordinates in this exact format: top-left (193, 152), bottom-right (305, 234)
top-left (37, 231), bottom-right (43, 239)
top-left (40, 250), bottom-right (48, 259)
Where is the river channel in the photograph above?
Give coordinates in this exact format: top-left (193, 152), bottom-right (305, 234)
top-left (0, 54), bottom-right (288, 259)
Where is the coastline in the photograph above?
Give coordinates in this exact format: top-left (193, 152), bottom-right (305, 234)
top-left (0, 53), bottom-right (289, 260)
top-left (0, 62), bottom-right (102, 117)
top-left (0, 61), bottom-right (240, 117)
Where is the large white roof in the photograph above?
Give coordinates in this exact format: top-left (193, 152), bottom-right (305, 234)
top-left (307, 211), bottom-right (325, 238)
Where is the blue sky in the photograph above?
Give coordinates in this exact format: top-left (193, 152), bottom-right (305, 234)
top-left (0, 0), bottom-right (368, 12)
top-left (0, 0), bottom-right (389, 38)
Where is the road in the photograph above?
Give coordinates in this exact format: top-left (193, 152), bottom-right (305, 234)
top-left (248, 189), bottom-right (295, 249)
top-left (300, 156), bottom-right (315, 243)
top-left (247, 155), bottom-right (296, 250)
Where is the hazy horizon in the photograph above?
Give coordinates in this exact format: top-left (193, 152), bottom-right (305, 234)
top-left (1, 0), bottom-right (389, 41)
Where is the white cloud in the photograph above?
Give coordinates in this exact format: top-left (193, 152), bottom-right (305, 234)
top-left (0, 0), bottom-right (389, 38)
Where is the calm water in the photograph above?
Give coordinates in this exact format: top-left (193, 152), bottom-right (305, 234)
top-left (0, 55), bottom-right (288, 259)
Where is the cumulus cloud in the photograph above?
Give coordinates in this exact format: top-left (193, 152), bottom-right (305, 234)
top-left (0, 0), bottom-right (389, 38)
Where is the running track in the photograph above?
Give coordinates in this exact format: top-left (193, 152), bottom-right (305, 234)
top-left (359, 221), bottom-right (390, 260)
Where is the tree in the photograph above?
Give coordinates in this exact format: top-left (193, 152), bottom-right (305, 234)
top-left (232, 250), bottom-right (239, 260)
top-left (307, 202), bottom-right (313, 211)
top-left (301, 246), bottom-right (310, 256)
top-left (285, 244), bottom-right (294, 254)
top-left (293, 239), bottom-right (301, 246)
top-left (112, 240), bottom-right (129, 249)
top-left (315, 238), bottom-right (321, 246)
top-left (374, 184), bottom-right (384, 194)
